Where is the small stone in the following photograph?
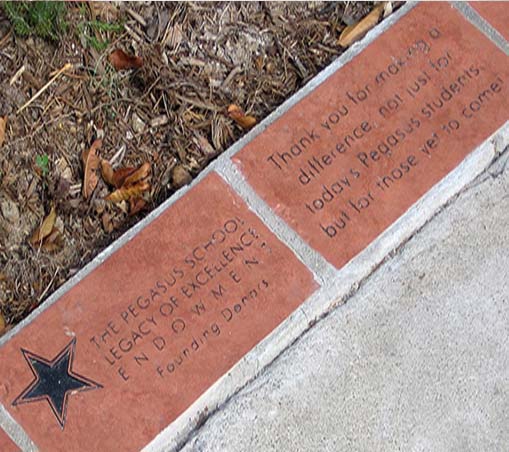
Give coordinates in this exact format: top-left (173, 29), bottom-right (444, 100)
top-left (0, 198), bottom-right (19, 224)
top-left (171, 165), bottom-right (192, 189)
top-left (132, 113), bottom-right (145, 134)
top-left (54, 217), bottom-right (65, 233)
top-left (149, 115), bottom-right (169, 128)
top-left (56, 157), bottom-right (73, 182)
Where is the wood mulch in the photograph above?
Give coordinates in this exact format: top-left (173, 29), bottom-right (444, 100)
top-left (0, 1), bottom-right (384, 333)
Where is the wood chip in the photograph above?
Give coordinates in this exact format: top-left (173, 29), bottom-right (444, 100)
top-left (338, 3), bottom-right (384, 48)
top-left (150, 115), bottom-right (169, 128)
top-left (0, 116), bottom-right (6, 147)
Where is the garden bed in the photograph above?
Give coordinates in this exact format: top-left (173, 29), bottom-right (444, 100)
top-left (0, 1), bottom-right (380, 332)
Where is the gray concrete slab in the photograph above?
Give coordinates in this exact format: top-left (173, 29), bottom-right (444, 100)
top-left (180, 151), bottom-right (509, 452)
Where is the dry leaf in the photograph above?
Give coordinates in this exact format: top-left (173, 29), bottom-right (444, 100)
top-left (102, 211), bottom-right (114, 233)
top-left (123, 162), bottom-right (151, 187)
top-left (105, 181), bottom-right (150, 203)
top-left (110, 167), bottom-right (137, 188)
top-left (103, 161), bottom-right (151, 215)
top-left (101, 160), bottom-right (140, 189)
top-left (82, 139), bottom-right (102, 199)
top-left (109, 49), bottom-right (143, 71)
top-left (0, 116), bottom-right (6, 147)
top-left (129, 197), bottom-right (147, 216)
top-left (100, 159), bottom-right (115, 186)
top-left (30, 206), bottom-right (56, 245)
top-left (41, 227), bottom-right (64, 252)
top-left (338, 3), bottom-right (384, 48)
top-left (227, 105), bottom-right (257, 130)
top-left (0, 312), bottom-right (5, 335)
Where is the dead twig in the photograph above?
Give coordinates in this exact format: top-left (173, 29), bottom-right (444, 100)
top-left (17, 63), bottom-right (73, 114)
top-left (127, 8), bottom-right (147, 27)
top-left (173, 92), bottom-right (221, 112)
top-left (0, 29), bottom-right (12, 48)
top-left (9, 65), bottom-right (26, 86)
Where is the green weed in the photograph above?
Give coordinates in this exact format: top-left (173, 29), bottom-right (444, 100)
top-left (35, 154), bottom-right (49, 177)
top-left (77, 19), bottom-right (124, 52)
top-left (2, 1), bottom-right (67, 42)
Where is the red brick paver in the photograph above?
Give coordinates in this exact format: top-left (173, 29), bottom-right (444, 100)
top-left (470, 2), bottom-right (509, 41)
top-left (0, 173), bottom-right (317, 451)
top-left (234, 2), bottom-right (509, 268)
top-left (0, 428), bottom-right (19, 452)
top-left (2, 3), bottom-right (509, 451)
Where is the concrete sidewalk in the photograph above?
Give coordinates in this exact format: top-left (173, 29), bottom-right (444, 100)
top-left (181, 151), bottom-right (509, 452)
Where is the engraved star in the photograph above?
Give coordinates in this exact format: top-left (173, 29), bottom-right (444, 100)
top-left (12, 337), bottom-right (102, 429)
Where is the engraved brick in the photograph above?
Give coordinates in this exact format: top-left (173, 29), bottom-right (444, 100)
top-left (0, 173), bottom-right (317, 451)
top-left (234, 3), bottom-right (509, 268)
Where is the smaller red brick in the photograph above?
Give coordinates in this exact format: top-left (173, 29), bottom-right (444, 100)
top-left (0, 428), bottom-right (19, 452)
top-left (470, 2), bottom-right (509, 41)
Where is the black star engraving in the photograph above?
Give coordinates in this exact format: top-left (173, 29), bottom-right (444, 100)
top-left (12, 337), bottom-right (102, 429)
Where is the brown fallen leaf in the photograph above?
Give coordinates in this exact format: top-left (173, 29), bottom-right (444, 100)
top-left (100, 159), bottom-right (115, 186)
top-left (0, 116), bottom-right (6, 148)
top-left (82, 139), bottom-right (102, 199)
top-left (0, 312), bottom-right (5, 335)
top-left (123, 162), bottom-right (151, 187)
top-left (338, 3), bottom-right (384, 48)
top-left (109, 49), bottom-right (143, 71)
top-left (30, 206), bottom-right (56, 245)
top-left (105, 181), bottom-right (150, 203)
top-left (102, 211), bottom-right (114, 233)
top-left (41, 227), bottom-right (64, 252)
top-left (129, 197), bottom-right (147, 216)
top-left (101, 160), bottom-right (137, 189)
top-left (227, 104), bottom-right (257, 130)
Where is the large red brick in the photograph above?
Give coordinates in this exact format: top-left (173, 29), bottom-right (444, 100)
top-left (234, 2), bottom-right (509, 268)
top-left (0, 428), bottom-right (19, 452)
top-left (470, 2), bottom-right (509, 41)
top-left (0, 173), bottom-right (317, 451)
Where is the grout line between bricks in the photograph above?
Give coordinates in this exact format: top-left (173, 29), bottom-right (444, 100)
top-left (216, 165), bottom-right (336, 284)
top-left (0, 404), bottom-right (36, 452)
top-left (451, 1), bottom-right (509, 54)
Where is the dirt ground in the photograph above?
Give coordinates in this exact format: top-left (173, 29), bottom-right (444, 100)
top-left (0, 1), bottom-right (381, 332)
